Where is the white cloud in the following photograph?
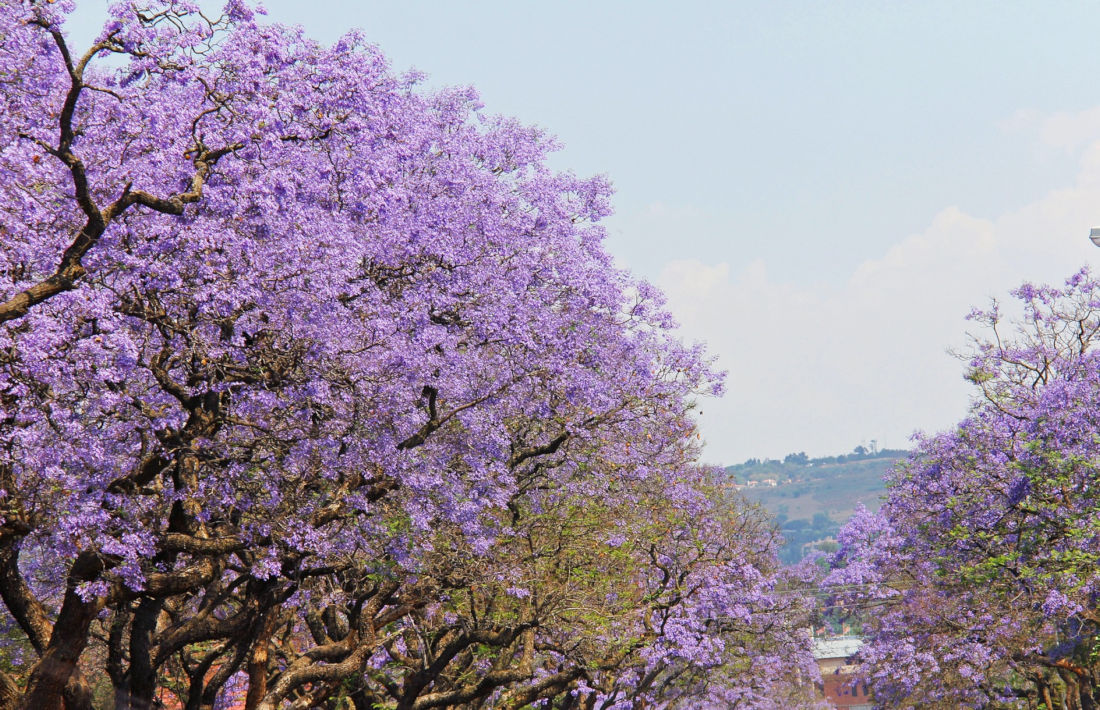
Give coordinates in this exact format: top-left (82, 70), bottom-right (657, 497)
top-left (1001, 106), bottom-right (1100, 154)
top-left (661, 129), bottom-right (1100, 465)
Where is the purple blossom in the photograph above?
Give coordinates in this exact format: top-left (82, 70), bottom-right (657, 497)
top-left (0, 3), bottom-right (812, 707)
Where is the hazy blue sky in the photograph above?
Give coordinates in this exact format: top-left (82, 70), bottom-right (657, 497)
top-left (65, 2), bottom-right (1100, 463)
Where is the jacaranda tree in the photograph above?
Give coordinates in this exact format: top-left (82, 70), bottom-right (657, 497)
top-left (0, 2), bottom-right (816, 709)
top-left (828, 269), bottom-right (1100, 709)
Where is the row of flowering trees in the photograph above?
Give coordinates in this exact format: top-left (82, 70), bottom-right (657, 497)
top-left (0, 2), bottom-right (819, 709)
top-left (828, 270), bottom-right (1100, 708)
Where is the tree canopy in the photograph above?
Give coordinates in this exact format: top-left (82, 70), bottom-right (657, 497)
top-left (828, 269), bottom-right (1100, 708)
top-left (0, 2), bottom-right (816, 709)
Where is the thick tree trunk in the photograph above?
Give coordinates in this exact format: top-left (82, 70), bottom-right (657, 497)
top-left (127, 597), bottom-right (163, 710)
top-left (16, 552), bottom-right (105, 710)
top-left (244, 611), bottom-right (278, 710)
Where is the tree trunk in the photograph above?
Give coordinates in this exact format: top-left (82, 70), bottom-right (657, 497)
top-left (16, 552), bottom-right (105, 710)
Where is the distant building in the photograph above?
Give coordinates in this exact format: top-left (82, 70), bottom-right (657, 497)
top-left (813, 636), bottom-right (872, 709)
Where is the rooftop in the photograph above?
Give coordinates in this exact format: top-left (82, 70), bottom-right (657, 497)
top-left (812, 636), bottom-right (863, 660)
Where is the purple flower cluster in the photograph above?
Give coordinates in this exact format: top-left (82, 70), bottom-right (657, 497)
top-left (827, 268), bottom-right (1100, 707)
top-left (0, 3), bottom-right (815, 708)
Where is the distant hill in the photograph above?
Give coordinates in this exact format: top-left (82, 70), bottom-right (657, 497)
top-left (726, 448), bottom-right (907, 564)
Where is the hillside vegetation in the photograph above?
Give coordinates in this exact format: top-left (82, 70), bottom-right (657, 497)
top-left (726, 448), bottom-right (906, 564)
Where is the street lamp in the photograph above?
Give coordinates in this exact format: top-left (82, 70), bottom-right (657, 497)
top-left (1091, 227), bottom-right (1100, 247)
